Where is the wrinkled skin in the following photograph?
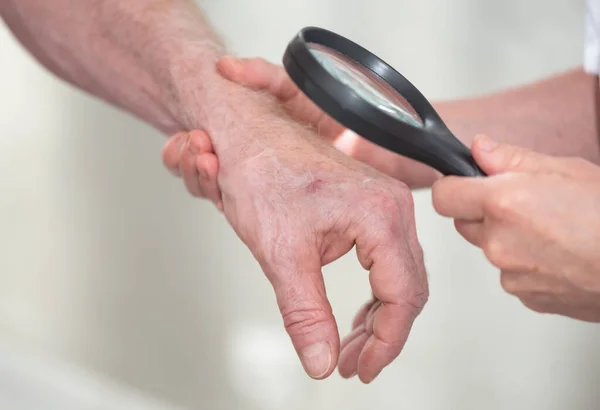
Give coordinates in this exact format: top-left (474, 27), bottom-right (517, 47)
top-left (165, 103), bottom-right (429, 383)
top-left (433, 136), bottom-right (600, 321)
top-left (161, 56), bottom-right (437, 207)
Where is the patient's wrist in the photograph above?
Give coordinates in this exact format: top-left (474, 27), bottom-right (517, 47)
top-left (169, 54), bottom-right (295, 164)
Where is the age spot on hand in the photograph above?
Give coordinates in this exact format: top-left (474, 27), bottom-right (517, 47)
top-left (307, 178), bottom-right (325, 194)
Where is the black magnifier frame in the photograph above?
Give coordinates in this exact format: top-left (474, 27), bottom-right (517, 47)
top-left (282, 26), bottom-right (486, 177)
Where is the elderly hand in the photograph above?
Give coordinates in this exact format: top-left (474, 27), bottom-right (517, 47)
top-left (165, 99), bottom-right (428, 383)
top-left (432, 135), bottom-right (600, 321)
top-left (161, 56), bottom-right (438, 204)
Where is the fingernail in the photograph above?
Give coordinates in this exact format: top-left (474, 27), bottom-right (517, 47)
top-left (477, 135), bottom-right (497, 152)
top-left (227, 56), bottom-right (242, 70)
top-left (177, 135), bottom-right (188, 153)
top-left (224, 56), bottom-right (243, 79)
top-left (187, 138), bottom-right (200, 155)
top-left (300, 342), bottom-right (331, 379)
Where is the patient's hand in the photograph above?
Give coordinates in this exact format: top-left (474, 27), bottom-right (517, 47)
top-left (162, 107), bottom-right (429, 385)
top-left (161, 62), bottom-right (430, 384)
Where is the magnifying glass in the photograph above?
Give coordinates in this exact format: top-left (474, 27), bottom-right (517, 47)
top-left (282, 26), bottom-right (486, 177)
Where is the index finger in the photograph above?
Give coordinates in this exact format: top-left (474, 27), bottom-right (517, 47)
top-left (432, 176), bottom-right (488, 221)
top-left (354, 208), bottom-right (428, 383)
top-left (217, 56), bottom-right (299, 101)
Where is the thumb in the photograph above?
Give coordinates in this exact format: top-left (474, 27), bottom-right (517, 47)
top-left (264, 257), bottom-right (339, 379)
top-left (217, 56), bottom-right (298, 101)
top-left (472, 135), bottom-right (558, 175)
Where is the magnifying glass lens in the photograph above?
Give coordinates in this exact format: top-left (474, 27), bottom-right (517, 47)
top-left (307, 43), bottom-right (422, 128)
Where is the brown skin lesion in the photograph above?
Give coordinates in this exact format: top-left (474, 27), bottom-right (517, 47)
top-left (306, 178), bottom-right (325, 194)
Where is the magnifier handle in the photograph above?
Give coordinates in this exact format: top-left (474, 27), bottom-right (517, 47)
top-left (426, 132), bottom-right (487, 177)
top-left (445, 148), bottom-right (486, 177)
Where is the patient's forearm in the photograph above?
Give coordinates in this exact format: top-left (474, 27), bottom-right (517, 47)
top-left (435, 68), bottom-right (600, 164)
top-left (0, 0), bottom-right (280, 163)
top-left (0, 0), bottom-right (217, 132)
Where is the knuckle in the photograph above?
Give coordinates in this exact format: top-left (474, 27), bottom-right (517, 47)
top-left (405, 288), bottom-right (429, 313)
top-left (507, 149), bottom-right (528, 170)
top-left (390, 266), bottom-right (430, 317)
top-left (485, 186), bottom-right (529, 218)
top-left (376, 193), bottom-right (403, 219)
top-left (281, 303), bottom-right (332, 338)
top-left (390, 180), bottom-right (414, 200)
top-left (499, 272), bottom-right (520, 295)
top-left (483, 237), bottom-right (507, 268)
top-left (366, 183), bottom-right (413, 227)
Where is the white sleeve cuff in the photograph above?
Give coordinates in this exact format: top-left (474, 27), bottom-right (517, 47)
top-left (584, 42), bottom-right (599, 74)
top-left (585, 0), bottom-right (600, 74)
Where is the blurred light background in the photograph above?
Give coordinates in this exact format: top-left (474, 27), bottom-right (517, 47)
top-left (1, 0), bottom-right (600, 409)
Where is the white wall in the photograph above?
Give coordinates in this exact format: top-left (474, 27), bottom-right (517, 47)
top-left (1, 1), bottom-right (600, 409)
